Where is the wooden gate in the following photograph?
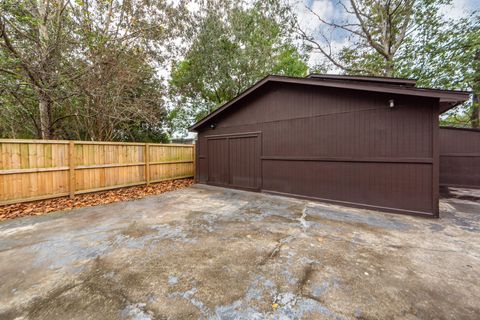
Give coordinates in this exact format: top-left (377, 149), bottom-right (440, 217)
top-left (206, 133), bottom-right (261, 190)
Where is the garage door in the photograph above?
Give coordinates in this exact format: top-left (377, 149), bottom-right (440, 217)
top-left (207, 133), bottom-right (261, 190)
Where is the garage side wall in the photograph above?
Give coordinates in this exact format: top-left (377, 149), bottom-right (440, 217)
top-left (440, 127), bottom-right (480, 189)
top-left (196, 83), bottom-right (438, 216)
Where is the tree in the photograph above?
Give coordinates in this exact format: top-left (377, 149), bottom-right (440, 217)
top-left (62, 0), bottom-right (183, 141)
top-left (0, 0), bottom-right (73, 139)
top-left (295, 0), bottom-right (479, 127)
top-left (392, 11), bottom-right (479, 127)
top-left (0, 0), bottom-right (186, 141)
top-left (168, 0), bottom-right (308, 135)
top-left (296, 0), bottom-right (425, 77)
top-left (64, 45), bottom-right (169, 141)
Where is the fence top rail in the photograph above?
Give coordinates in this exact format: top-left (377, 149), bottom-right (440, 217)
top-left (148, 143), bottom-right (194, 148)
top-left (0, 139), bottom-right (70, 144)
top-left (0, 139), bottom-right (194, 147)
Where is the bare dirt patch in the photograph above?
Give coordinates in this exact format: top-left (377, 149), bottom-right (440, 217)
top-left (0, 178), bottom-right (193, 222)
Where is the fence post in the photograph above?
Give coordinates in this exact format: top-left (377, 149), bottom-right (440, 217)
top-left (145, 143), bottom-right (150, 186)
top-left (68, 141), bottom-right (75, 198)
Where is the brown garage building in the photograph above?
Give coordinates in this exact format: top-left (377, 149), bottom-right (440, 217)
top-left (190, 75), bottom-right (469, 217)
top-left (440, 126), bottom-right (480, 189)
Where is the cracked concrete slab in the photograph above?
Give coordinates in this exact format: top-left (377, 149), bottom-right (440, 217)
top-left (0, 184), bottom-right (479, 319)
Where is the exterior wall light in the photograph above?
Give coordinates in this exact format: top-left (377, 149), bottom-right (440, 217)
top-left (389, 99), bottom-right (395, 108)
top-left (210, 123), bottom-right (216, 129)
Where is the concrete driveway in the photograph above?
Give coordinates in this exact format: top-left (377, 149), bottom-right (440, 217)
top-left (0, 185), bottom-right (479, 320)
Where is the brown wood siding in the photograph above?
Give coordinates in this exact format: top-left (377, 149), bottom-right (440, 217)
top-left (229, 135), bottom-right (260, 189)
top-left (207, 138), bottom-right (229, 185)
top-left (196, 83), bottom-right (438, 216)
top-left (440, 127), bottom-right (480, 188)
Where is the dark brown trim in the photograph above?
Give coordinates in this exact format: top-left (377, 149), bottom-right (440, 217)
top-left (227, 136), bottom-right (231, 185)
top-left (206, 181), bottom-right (260, 192)
top-left (273, 76), bottom-right (469, 102)
top-left (261, 189), bottom-right (436, 218)
top-left (190, 76), bottom-right (270, 131)
top-left (258, 132), bottom-right (263, 190)
top-left (307, 74), bottom-right (417, 86)
top-left (261, 156), bottom-right (433, 164)
top-left (440, 153), bottom-right (480, 157)
top-left (440, 126), bottom-right (480, 132)
top-left (205, 131), bottom-right (262, 138)
top-left (440, 183), bottom-right (480, 190)
top-left (189, 75), bottom-right (469, 131)
top-left (432, 106), bottom-right (440, 218)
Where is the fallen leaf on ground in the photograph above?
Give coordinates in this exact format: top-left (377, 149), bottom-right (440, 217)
top-left (0, 178), bottom-right (194, 222)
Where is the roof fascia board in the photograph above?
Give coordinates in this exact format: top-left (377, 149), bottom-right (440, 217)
top-left (307, 74), bottom-right (417, 86)
top-left (440, 126), bottom-right (480, 132)
top-left (273, 76), bottom-right (470, 101)
top-left (189, 75), bottom-right (271, 131)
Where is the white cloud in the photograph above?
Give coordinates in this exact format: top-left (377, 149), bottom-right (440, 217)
top-left (311, 0), bottom-right (335, 20)
top-left (441, 0), bottom-right (477, 20)
top-left (291, 0), bottom-right (351, 33)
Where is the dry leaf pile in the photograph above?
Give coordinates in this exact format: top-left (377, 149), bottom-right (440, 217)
top-left (0, 178), bottom-right (194, 222)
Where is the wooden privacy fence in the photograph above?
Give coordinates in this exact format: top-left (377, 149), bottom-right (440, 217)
top-left (440, 127), bottom-right (480, 189)
top-left (0, 139), bottom-right (195, 205)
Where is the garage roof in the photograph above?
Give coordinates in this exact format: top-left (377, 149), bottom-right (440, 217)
top-left (189, 75), bottom-right (470, 131)
top-left (307, 74), bottom-right (418, 87)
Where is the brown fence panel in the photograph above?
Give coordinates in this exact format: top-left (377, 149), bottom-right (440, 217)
top-left (148, 144), bottom-right (195, 183)
top-left (74, 142), bottom-right (147, 194)
top-left (0, 139), bottom-right (194, 205)
top-left (440, 127), bottom-right (480, 189)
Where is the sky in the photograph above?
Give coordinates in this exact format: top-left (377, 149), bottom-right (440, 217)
top-left (300, 0), bottom-right (478, 19)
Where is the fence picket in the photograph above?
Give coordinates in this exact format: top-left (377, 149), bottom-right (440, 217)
top-left (0, 139), bottom-right (194, 205)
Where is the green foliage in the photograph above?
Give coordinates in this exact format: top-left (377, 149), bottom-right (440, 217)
top-left (396, 12), bottom-right (480, 127)
top-left (338, 47), bottom-right (386, 76)
top-left (331, 0), bottom-right (448, 77)
top-left (306, 0), bottom-right (479, 127)
top-left (168, 0), bottom-right (308, 135)
top-left (272, 45), bottom-right (309, 76)
top-left (440, 112), bottom-right (473, 127)
top-left (0, 0), bottom-right (185, 141)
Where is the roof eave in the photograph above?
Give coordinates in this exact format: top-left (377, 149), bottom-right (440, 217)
top-left (306, 73), bottom-right (418, 87)
top-left (189, 75), bottom-right (272, 131)
top-left (439, 96), bottom-right (471, 114)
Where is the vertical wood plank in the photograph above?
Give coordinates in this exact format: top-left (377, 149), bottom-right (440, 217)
top-left (431, 107), bottom-right (440, 217)
top-left (0, 140), bottom-right (194, 205)
top-left (69, 141), bottom-right (75, 198)
top-left (145, 143), bottom-right (150, 185)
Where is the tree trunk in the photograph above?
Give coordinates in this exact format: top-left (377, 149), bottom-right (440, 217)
top-left (384, 56), bottom-right (394, 77)
top-left (38, 93), bottom-right (52, 139)
top-left (37, 0), bottom-right (53, 139)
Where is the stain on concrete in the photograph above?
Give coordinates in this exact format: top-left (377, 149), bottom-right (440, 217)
top-left (305, 204), bottom-right (412, 231)
top-left (121, 303), bottom-right (153, 320)
top-left (121, 222), bottom-right (157, 238)
top-left (168, 275), bottom-right (179, 285)
top-left (0, 184), bottom-right (480, 319)
top-left (429, 223), bottom-right (445, 232)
